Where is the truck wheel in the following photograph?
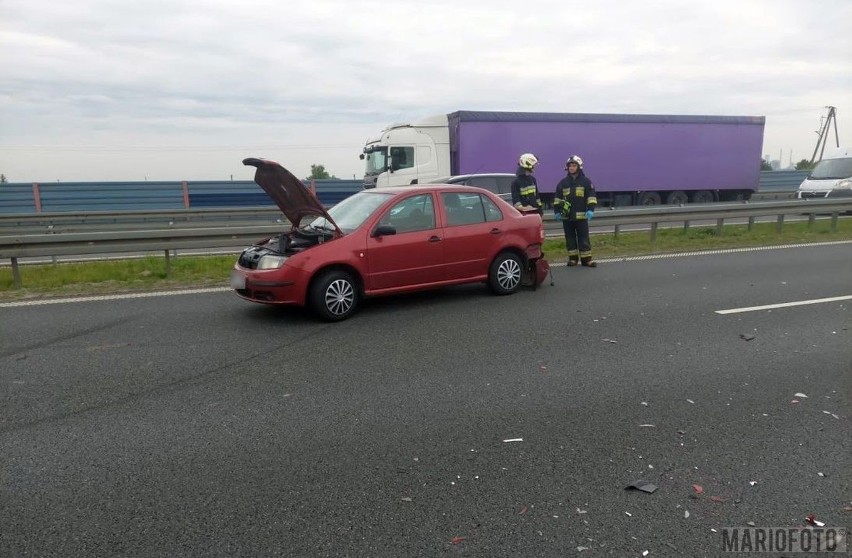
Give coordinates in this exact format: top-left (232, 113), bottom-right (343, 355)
top-left (691, 190), bottom-right (714, 203)
top-left (310, 270), bottom-right (359, 321)
top-left (665, 191), bottom-right (688, 205)
top-left (637, 192), bottom-right (661, 205)
top-left (488, 252), bottom-right (523, 295)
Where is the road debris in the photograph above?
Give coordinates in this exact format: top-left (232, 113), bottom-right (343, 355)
top-left (710, 496), bottom-right (725, 503)
top-left (400, 497), bottom-right (412, 502)
top-left (602, 338), bottom-right (618, 344)
top-left (639, 424), bottom-right (655, 428)
top-left (794, 392), bottom-right (808, 398)
top-left (805, 514), bottom-right (825, 527)
top-left (684, 510), bottom-right (690, 518)
top-left (518, 506), bottom-right (528, 515)
top-left (739, 333), bottom-right (755, 341)
top-left (625, 480), bottom-right (658, 494)
top-left (692, 484), bottom-right (704, 495)
top-left (450, 536), bottom-right (466, 545)
top-left (686, 399), bottom-right (695, 404)
top-left (503, 438), bottom-right (523, 443)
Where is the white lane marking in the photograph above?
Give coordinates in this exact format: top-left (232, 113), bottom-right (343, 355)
top-left (547, 239), bottom-right (852, 267)
top-left (0, 287), bottom-right (231, 308)
top-left (716, 295), bottom-right (852, 315)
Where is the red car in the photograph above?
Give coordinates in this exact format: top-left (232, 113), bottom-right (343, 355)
top-left (231, 158), bottom-right (549, 321)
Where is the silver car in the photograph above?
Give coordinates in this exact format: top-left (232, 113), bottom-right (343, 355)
top-left (429, 173), bottom-right (516, 202)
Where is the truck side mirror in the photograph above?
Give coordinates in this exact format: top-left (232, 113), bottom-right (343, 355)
top-left (359, 153), bottom-right (365, 160)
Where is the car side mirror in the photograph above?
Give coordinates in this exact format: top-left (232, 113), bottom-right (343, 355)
top-left (373, 224), bottom-right (396, 237)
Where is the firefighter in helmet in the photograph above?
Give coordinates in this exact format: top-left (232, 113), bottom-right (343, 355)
top-left (510, 153), bottom-right (543, 214)
top-left (554, 155), bottom-right (598, 267)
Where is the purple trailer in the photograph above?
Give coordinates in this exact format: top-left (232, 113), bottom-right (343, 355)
top-left (447, 111), bottom-right (765, 205)
top-left (362, 110), bottom-right (765, 205)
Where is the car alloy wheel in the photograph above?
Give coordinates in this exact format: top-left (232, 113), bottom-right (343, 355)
top-left (489, 252), bottom-right (523, 295)
top-left (311, 270), bottom-right (360, 321)
top-left (325, 278), bottom-right (354, 316)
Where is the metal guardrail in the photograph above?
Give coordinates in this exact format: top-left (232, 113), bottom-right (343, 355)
top-left (1, 198), bottom-right (850, 289)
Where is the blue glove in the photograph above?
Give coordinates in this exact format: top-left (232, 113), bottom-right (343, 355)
top-left (585, 210), bottom-right (594, 220)
top-left (553, 209), bottom-right (562, 221)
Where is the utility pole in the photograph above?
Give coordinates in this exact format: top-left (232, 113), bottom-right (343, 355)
top-left (810, 106), bottom-right (840, 164)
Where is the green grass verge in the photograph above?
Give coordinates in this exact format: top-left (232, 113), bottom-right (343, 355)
top-left (2, 219), bottom-right (850, 301)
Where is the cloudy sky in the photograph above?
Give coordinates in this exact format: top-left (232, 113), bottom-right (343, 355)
top-left (1, 0), bottom-right (850, 183)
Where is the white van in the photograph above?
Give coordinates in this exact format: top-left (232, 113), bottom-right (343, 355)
top-left (797, 147), bottom-right (852, 199)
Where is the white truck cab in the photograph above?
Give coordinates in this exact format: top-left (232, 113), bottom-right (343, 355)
top-left (361, 114), bottom-right (451, 188)
top-left (797, 146), bottom-right (852, 199)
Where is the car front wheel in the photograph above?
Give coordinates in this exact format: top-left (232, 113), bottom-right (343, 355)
top-left (488, 252), bottom-right (523, 295)
top-left (310, 270), bottom-right (359, 321)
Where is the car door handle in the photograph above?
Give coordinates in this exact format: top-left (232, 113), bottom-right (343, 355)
top-left (428, 235), bottom-right (442, 243)
top-left (490, 228), bottom-right (501, 234)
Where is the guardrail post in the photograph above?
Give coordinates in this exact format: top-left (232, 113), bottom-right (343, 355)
top-left (683, 220), bottom-right (690, 231)
top-left (181, 181), bottom-right (190, 209)
top-left (748, 217), bottom-right (755, 231)
top-left (11, 257), bottom-right (22, 289)
top-left (614, 224), bottom-right (620, 240)
top-left (776, 215), bottom-right (784, 234)
top-left (32, 183), bottom-right (42, 212)
top-left (650, 222), bottom-right (657, 245)
top-left (831, 212), bottom-right (838, 232)
top-left (807, 213), bottom-right (816, 229)
top-left (164, 250), bottom-right (172, 278)
top-left (716, 219), bottom-right (724, 236)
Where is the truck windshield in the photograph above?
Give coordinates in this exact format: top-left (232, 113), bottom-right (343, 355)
top-left (364, 147), bottom-right (388, 176)
top-left (810, 157), bottom-right (852, 180)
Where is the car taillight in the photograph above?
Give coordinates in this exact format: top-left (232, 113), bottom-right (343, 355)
top-left (539, 222), bottom-right (545, 241)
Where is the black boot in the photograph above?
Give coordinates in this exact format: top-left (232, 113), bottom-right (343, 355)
top-left (581, 258), bottom-right (597, 268)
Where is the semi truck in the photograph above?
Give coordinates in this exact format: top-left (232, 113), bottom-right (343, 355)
top-left (360, 110), bottom-right (766, 206)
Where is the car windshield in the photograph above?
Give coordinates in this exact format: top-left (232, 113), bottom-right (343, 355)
top-left (306, 191), bottom-right (394, 234)
top-left (809, 157), bottom-right (852, 179)
top-left (364, 147), bottom-right (388, 176)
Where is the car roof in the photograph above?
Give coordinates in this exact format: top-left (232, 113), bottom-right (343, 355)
top-left (367, 184), bottom-right (493, 194)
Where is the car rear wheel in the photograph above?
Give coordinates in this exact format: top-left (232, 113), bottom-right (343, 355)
top-left (489, 252), bottom-right (523, 295)
top-left (310, 270), bottom-right (359, 321)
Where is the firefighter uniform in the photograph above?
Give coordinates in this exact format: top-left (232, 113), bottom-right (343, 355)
top-left (554, 168), bottom-right (598, 266)
top-left (511, 172), bottom-right (543, 214)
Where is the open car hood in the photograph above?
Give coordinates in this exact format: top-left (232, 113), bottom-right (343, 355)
top-left (243, 157), bottom-right (342, 234)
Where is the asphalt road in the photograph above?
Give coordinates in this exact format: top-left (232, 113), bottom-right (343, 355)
top-left (1, 243), bottom-right (850, 557)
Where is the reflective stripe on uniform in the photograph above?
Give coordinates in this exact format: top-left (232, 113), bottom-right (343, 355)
top-left (588, 196), bottom-right (597, 204)
top-left (520, 186), bottom-right (537, 196)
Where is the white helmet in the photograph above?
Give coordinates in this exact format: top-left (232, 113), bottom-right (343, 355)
top-left (566, 155), bottom-right (583, 169)
top-left (519, 153), bottom-right (538, 170)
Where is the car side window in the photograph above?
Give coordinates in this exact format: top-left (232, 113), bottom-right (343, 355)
top-left (481, 195), bottom-right (504, 222)
top-left (496, 177), bottom-right (514, 194)
top-left (381, 194), bottom-right (435, 233)
top-left (464, 176), bottom-right (499, 194)
top-left (443, 192), bottom-right (487, 226)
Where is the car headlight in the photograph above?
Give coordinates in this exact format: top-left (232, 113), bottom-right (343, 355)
top-left (257, 255), bottom-right (287, 270)
top-left (835, 179), bottom-right (852, 190)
